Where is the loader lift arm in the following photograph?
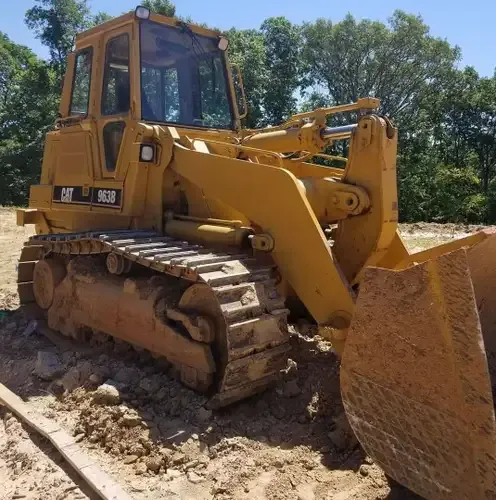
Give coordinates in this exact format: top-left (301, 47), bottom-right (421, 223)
top-left (171, 111), bottom-right (399, 349)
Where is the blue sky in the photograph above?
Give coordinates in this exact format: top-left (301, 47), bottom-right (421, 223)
top-left (1, 0), bottom-right (495, 77)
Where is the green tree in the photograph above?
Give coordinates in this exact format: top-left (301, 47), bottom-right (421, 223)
top-left (226, 28), bottom-right (266, 127)
top-left (301, 11), bottom-right (459, 122)
top-left (431, 68), bottom-right (480, 169)
top-left (0, 33), bottom-right (57, 205)
top-left (429, 163), bottom-right (486, 222)
top-left (141, 0), bottom-right (176, 16)
top-left (470, 76), bottom-right (496, 193)
top-left (260, 17), bottom-right (301, 125)
top-left (25, 0), bottom-right (91, 84)
top-left (92, 12), bottom-right (113, 26)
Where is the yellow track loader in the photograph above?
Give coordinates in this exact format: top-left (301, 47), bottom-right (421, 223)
top-left (15, 6), bottom-right (496, 498)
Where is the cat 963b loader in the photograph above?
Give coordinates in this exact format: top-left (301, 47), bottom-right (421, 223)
top-left (15, 6), bottom-right (496, 498)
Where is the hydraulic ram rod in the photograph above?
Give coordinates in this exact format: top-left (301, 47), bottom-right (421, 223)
top-left (242, 123), bottom-right (357, 153)
top-left (321, 124), bottom-right (357, 140)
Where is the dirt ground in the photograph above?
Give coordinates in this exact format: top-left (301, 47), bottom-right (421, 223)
top-left (1, 206), bottom-right (473, 500)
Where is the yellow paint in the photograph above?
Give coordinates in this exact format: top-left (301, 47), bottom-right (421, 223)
top-left (17, 8), bottom-right (487, 340)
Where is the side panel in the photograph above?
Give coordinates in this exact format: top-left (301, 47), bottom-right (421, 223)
top-left (52, 127), bottom-right (97, 212)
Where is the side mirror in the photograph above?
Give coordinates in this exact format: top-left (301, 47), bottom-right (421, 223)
top-left (231, 64), bottom-right (248, 120)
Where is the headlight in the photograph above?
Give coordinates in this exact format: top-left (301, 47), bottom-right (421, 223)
top-left (135, 6), bottom-right (150, 19)
top-left (140, 144), bottom-right (155, 162)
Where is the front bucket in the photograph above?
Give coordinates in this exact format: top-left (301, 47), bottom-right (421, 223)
top-left (341, 234), bottom-right (496, 499)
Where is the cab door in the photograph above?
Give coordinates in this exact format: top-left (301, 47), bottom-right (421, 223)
top-left (92, 25), bottom-right (134, 211)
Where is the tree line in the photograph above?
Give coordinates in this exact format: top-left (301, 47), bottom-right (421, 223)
top-left (1, 0), bottom-right (495, 223)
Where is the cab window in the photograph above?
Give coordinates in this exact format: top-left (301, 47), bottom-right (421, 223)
top-left (139, 20), bottom-right (234, 129)
top-left (103, 122), bottom-right (126, 172)
top-left (70, 48), bottom-right (93, 115)
top-left (102, 34), bottom-right (130, 116)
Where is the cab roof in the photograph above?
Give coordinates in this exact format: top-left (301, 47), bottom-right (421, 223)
top-left (75, 9), bottom-right (223, 50)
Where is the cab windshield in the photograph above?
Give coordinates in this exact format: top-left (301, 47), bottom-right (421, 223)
top-left (139, 20), bottom-right (234, 129)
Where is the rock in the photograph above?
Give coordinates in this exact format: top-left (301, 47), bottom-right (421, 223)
top-left (60, 367), bottom-right (82, 392)
top-left (155, 387), bottom-right (168, 401)
top-left (196, 407), bottom-right (212, 423)
top-left (296, 485), bottom-right (316, 500)
top-left (283, 380), bottom-right (301, 398)
top-left (271, 405), bottom-right (285, 420)
top-left (22, 320), bottom-right (38, 336)
top-left (92, 381), bottom-right (120, 405)
top-left (141, 411), bottom-right (154, 421)
top-left (187, 471), bottom-right (204, 484)
top-left (114, 367), bottom-right (138, 384)
top-left (327, 429), bottom-right (347, 451)
top-left (328, 413), bottom-right (358, 451)
top-left (49, 380), bottom-right (65, 396)
top-left (303, 460), bottom-right (315, 470)
top-left (359, 464), bottom-right (369, 477)
top-left (62, 352), bottom-right (75, 364)
top-left (129, 443), bottom-right (146, 457)
top-left (77, 361), bottom-right (94, 384)
top-left (282, 358), bottom-right (298, 378)
top-left (74, 433), bottom-right (85, 443)
top-left (121, 413), bottom-right (141, 428)
top-left (166, 469), bottom-right (182, 480)
top-left (212, 484), bottom-right (228, 495)
top-left (34, 351), bottom-right (63, 381)
top-left (123, 455), bottom-right (139, 465)
top-left (171, 452), bottom-right (186, 465)
top-left (184, 459), bottom-right (199, 470)
top-left (89, 373), bottom-right (102, 385)
top-left (145, 456), bottom-right (162, 473)
top-left (62, 362), bottom-right (93, 391)
top-left (139, 377), bottom-right (160, 394)
top-left (135, 462), bottom-right (147, 475)
top-left (115, 405), bottom-right (128, 416)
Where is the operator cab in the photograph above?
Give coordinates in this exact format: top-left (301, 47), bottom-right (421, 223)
top-left (60, 5), bottom-right (240, 132)
top-left (51, 5), bottom-right (244, 191)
